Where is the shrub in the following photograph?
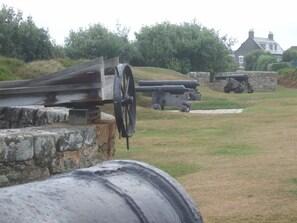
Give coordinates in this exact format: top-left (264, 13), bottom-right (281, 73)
top-left (268, 62), bottom-right (290, 71)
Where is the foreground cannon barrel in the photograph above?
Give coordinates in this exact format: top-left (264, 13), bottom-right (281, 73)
top-left (135, 85), bottom-right (189, 94)
top-left (138, 80), bottom-right (198, 89)
top-left (0, 160), bottom-right (203, 223)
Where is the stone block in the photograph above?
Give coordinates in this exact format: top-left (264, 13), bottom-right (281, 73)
top-left (56, 129), bottom-right (84, 152)
top-left (36, 107), bottom-right (68, 126)
top-left (0, 132), bottom-right (34, 162)
top-left (33, 131), bottom-right (57, 167)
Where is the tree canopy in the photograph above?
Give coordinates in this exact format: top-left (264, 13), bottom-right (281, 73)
top-left (282, 48), bottom-right (297, 62)
top-left (64, 24), bottom-right (135, 63)
top-left (244, 50), bottom-right (276, 71)
top-left (0, 5), bottom-right (54, 61)
top-left (135, 22), bottom-right (236, 73)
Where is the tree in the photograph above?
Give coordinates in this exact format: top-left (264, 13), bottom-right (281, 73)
top-left (244, 50), bottom-right (276, 71)
top-left (282, 48), bottom-right (297, 62)
top-left (0, 5), bottom-right (23, 57)
top-left (0, 5), bottom-right (54, 61)
top-left (135, 21), bottom-right (236, 74)
top-left (244, 50), bottom-right (266, 71)
top-left (254, 54), bottom-right (276, 71)
top-left (64, 23), bottom-right (134, 62)
top-left (17, 16), bottom-right (53, 61)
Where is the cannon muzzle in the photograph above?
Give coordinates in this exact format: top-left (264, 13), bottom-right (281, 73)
top-left (0, 160), bottom-right (203, 223)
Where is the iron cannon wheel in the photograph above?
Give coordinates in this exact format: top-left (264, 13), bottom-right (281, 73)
top-left (113, 64), bottom-right (136, 149)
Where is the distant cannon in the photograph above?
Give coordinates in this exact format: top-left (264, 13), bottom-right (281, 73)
top-left (215, 74), bottom-right (254, 93)
top-left (136, 84), bottom-right (192, 112)
top-left (138, 80), bottom-right (201, 100)
top-left (0, 160), bottom-right (203, 223)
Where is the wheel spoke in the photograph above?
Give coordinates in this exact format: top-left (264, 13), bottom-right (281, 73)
top-left (124, 104), bottom-right (128, 130)
top-left (125, 75), bottom-right (130, 96)
top-left (125, 104), bottom-right (133, 125)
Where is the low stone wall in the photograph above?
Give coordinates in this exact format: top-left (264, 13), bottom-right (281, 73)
top-left (222, 71), bottom-right (278, 92)
top-left (187, 72), bottom-right (210, 86)
top-left (188, 71), bottom-right (278, 92)
top-left (0, 106), bottom-right (116, 187)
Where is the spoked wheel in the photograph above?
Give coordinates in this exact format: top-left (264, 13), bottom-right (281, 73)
top-left (113, 64), bottom-right (136, 149)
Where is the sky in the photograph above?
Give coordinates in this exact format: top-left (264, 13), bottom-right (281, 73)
top-left (1, 0), bottom-right (296, 51)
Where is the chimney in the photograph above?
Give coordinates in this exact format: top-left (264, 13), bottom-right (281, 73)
top-left (268, 32), bottom-right (274, 40)
top-left (248, 29), bottom-right (254, 38)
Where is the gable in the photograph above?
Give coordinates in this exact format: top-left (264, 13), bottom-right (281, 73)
top-left (235, 38), bottom-right (261, 57)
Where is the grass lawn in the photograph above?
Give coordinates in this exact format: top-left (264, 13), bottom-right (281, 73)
top-left (113, 67), bottom-right (297, 222)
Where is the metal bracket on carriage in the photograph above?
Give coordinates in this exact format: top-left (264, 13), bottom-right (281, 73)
top-left (0, 57), bottom-right (136, 150)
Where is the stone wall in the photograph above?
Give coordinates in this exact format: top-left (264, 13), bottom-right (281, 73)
top-left (187, 72), bottom-right (210, 86)
top-left (0, 106), bottom-right (116, 187)
top-left (188, 71), bottom-right (278, 92)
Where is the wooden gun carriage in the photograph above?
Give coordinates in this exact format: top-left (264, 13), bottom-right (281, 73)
top-left (0, 57), bottom-right (136, 148)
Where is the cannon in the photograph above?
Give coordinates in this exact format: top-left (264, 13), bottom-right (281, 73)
top-left (215, 74), bottom-right (254, 93)
top-left (136, 85), bottom-right (192, 112)
top-left (138, 80), bottom-right (201, 100)
top-left (0, 57), bottom-right (136, 148)
top-left (0, 160), bottom-right (203, 223)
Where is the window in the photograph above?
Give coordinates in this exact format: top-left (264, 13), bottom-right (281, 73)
top-left (260, 43), bottom-right (266, 49)
top-left (238, 55), bottom-right (244, 65)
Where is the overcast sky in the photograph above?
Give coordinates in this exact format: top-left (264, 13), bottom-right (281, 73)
top-left (1, 0), bottom-right (296, 50)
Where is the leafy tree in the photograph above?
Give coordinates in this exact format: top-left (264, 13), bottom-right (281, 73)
top-left (135, 21), bottom-right (235, 74)
top-left (0, 5), bottom-right (23, 57)
top-left (254, 54), bottom-right (276, 71)
top-left (64, 23), bottom-right (134, 62)
top-left (0, 5), bottom-right (54, 61)
top-left (17, 16), bottom-right (54, 61)
top-left (282, 48), bottom-right (297, 62)
top-left (244, 50), bottom-right (267, 70)
top-left (244, 50), bottom-right (276, 71)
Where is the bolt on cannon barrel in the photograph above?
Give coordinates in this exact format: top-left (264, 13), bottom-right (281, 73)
top-left (0, 160), bottom-right (203, 223)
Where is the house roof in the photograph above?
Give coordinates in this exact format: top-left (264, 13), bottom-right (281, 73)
top-left (252, 37), bottom-right (284, 55)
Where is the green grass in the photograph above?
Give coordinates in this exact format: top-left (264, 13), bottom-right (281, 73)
top-left (116, 66), bottom-right (297, 222)
top-left (191, 99), bottom-right (246, 110)
top-left (211, 144), bottom-right (257, 156)
top-left (153, 161), bottom-right (200, 178)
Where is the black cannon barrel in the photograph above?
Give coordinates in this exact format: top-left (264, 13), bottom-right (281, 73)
top-left (215, 74), bottom-right (249, 81)
top-left (136, 85), bottom-right (190, 94)
top-left (139, 80), bottom-right (198, 89)
top-left (0, 160), bottom-right (203, 223)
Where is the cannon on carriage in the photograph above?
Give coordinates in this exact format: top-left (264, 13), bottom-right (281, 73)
top-left (215, 74), bottom-right (254, 93)
top-left (0, 57), bottom-right (136, 148)
top-left (136, 80), bottom-right (201, 112)
top-left (138, 80), bottom-right (201, 101)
